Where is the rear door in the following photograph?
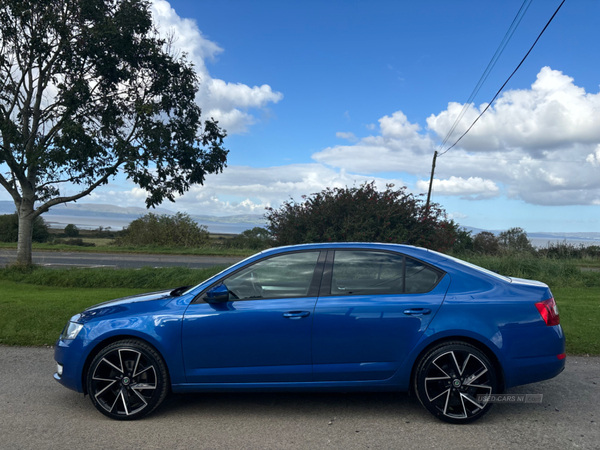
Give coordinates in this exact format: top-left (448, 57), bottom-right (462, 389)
top-left (311, 249), bottom-right (449, 381)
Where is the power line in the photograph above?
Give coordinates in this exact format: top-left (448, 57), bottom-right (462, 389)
top-left (439, 0), bottom-right (567, 157)
top-left (437, 0), bottom-right (533, 152)
top-left (425, 0), bottom-right (568, 211)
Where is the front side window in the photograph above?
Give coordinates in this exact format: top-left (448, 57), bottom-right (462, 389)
top-left (223, 252), bottom-right (320, 300)
top-left (331, 251), bottom-right (404, 296)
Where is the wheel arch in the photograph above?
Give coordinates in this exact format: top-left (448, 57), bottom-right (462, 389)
top-left (408, 335), bottom-right (505, 395)
top-left (81, 334), bottom-right (171, 396)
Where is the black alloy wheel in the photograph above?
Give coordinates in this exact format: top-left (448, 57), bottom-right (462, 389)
top-left (86, 339), bottom-right (169, 420)
top-left (414, 341), bottom-right (498, 424)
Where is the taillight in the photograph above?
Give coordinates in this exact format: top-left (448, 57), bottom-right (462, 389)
top-left (535, 297), bottom-right (560, 326)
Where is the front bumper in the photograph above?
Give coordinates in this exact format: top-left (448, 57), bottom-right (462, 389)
top-left (53, 338), bottom-right (88, 393)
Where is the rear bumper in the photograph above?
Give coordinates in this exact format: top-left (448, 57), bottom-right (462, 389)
top-left (504, 353), bottom-right (566, 388)
top-left (502, 324), bottom-right (566, 388)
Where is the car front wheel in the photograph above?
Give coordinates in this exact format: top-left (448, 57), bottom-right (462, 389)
top-left (414, 341), bottom-right (498, 424)
top-left (86, 339), bottom-right (169, 420)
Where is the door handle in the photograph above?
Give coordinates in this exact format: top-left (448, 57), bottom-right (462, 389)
top-left (283, 311), bottom-right (311, 319)
top-left (404, 308), bottom-right (431, 315)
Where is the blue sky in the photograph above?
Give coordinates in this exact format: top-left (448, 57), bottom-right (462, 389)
top-left (5, 0), bottom-right (600, 233)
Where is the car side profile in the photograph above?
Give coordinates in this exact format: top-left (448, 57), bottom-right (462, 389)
top-left (54, 243), bottom-right (565, 423)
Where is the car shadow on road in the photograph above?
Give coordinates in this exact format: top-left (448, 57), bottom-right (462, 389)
top-left (157, 391), bottom-right (429, 421)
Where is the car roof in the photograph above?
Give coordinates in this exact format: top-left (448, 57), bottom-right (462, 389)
top-left (256, 242), bottom-right (450, 263)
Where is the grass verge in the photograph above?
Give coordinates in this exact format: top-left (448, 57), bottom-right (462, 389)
top-left (0, 266), bottom-right (225, 346)
top-left (0, 265), bottom-right (226, 289)
top-left (0, 281), bottom-right (148, 346)
top-left (0, 242), bottom-right (257, 257)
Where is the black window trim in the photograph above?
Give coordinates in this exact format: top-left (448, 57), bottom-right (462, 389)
top-left (192, 249), bottom-right (327, 304)
top-left (318, 248), bottom-right (446, 297)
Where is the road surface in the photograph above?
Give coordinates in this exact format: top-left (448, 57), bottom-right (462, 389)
top-left (0, 346), bottom-right (598, 449)
top-left (0, 249), bottom-right (244, 269)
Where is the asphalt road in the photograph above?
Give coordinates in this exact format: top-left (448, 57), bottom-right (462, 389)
top-left (0, 250), bottom-right (244, 269)
top-left (0, 346), bottom-right (598, 450)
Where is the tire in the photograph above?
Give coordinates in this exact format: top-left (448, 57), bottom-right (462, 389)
top-left (86, 339), bottom-right (169, 420)
top-left (413, 341), bottom-right (498, 424)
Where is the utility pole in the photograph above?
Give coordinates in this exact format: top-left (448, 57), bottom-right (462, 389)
top-left (425, 150), bottom-right (437, 214)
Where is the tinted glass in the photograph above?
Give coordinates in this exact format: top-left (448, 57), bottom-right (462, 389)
top-left (224, 252), bottom-right (320, 300)
top-left (331, 251), bottom-right (404, 296)
top-left (405, 257), bottom-right (442, 293)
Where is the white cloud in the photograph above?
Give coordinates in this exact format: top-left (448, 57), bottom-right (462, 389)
top-left (449, 212), bottom-right (468, 220)
top-left (426, 67), bottom-right (600, 152)
top-left (336, 132), bottom-right (358, 142)
top-left (415, 177), bottom-right (499, 199)
top-left (150, 0), bottom-right (283, 134)
top-left (162, 164), bottom-right (405, 216)
top-left (314, 67), bottom-right (600, 206)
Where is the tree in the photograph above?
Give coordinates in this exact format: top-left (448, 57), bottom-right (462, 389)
top-left (0, 0), bottom-right (228, 264)
top-left (0, 212), bottom-right (49, 243)
top-left (64, 223), bottom-right (79, 237)
top-left (265, 182), bottom-right (463, 252)
top-left (498, 227), bottom-right (534, 253)
top-left (473, 231), bottom-right (500, 255)
top-left (223, 227), bottom-right (273, 250)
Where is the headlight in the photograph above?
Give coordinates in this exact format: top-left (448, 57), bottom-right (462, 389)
top-left (60, 322), bottom-right (83, 340)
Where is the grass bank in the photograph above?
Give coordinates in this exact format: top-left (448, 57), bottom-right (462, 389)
top-left (0, 241), bottom-right (256, 257)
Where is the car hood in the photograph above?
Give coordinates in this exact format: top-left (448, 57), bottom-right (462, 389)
top-left (69, 289), bottom-right (176, 324)
top-left (84, 289), bottom-right (174, 311)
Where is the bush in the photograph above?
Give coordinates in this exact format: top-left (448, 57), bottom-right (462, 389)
top-left (537, 241), bottom-right (600, 259)
top-left (265, 182), bottom-right (465, 252)
top-left (473, 231), bottom-right (500, 255)
top-left (0, 213), bottom-right (50, 243)
top-left (53, 238), bottom-right (95, 247)
top-left (222, 227), bottom-right (273, 250)
top-left (64, 224), bottom-right (80, 237)
top-left (116, 212), bottom-right (209, 247)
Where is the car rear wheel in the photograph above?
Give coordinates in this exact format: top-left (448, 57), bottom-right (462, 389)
top-left (414, 341), bottom-right (497, 424)
top-left (86, 339), bottom-right (169, 420)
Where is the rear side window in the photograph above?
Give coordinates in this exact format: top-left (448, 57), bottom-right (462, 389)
top-left (330, 251), bottom-right (443, 296)
top-left (331, 251), bottom-right (404, 296)
top-left (405, 257), bottom-right (443, 293)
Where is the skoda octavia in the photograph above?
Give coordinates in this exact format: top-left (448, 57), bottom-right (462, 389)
top-left (54, 243), bottom-right (565, 423)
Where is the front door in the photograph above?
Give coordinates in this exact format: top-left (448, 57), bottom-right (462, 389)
top-left (182, 251), bottom-right (324, 383)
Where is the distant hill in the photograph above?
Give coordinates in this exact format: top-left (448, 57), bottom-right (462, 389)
top-left (0, 201), bottom-right (266, 233)
top-left (0, 201), bottom-right (595, 242)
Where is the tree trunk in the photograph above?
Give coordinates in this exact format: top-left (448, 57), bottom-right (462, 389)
top-left (16, 200), bottom-right (35, 266)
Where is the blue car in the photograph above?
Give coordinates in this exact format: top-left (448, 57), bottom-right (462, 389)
top-left (54, 243), bottom-right (565, 423)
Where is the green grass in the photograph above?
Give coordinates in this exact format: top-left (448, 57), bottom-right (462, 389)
top-left (0, 266), bottom-right (226, 346)
top-left (0, 241), bottom-right (256, 257)
top-left (0, 265), bottom-right (225, 289)
top-left (554, 286), bottom-right (600, 355)
top-left (0, 263), bottom-right (598, 354)
top-left (0, 281), bottom-right (149, 346)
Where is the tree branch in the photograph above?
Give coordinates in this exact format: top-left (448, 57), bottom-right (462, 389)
top-left (0, 172), bottom-right (21, 203)
top-left (32, 160), bottom-right (123, 218)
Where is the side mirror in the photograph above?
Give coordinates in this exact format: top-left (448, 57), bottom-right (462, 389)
top-left (204, 284), bottom-right (230, 303)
